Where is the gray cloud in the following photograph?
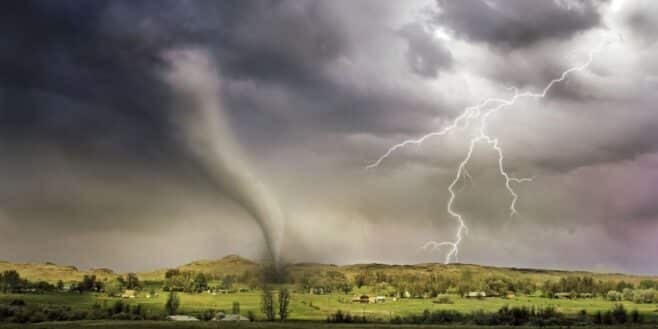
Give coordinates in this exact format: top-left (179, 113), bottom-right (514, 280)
top-left (620, 0), bottom-right (658, 44)
top-left (399, 22), bottom-right (453, 78)
top-left (434, 0), bottom-right (605, 49)
top-left (1, 0), bottom-right (658, 274)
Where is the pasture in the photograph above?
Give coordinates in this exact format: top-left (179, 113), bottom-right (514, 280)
top-left (2, 290), bottom-right (658, 322)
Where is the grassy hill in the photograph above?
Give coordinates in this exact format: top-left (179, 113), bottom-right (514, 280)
top-left (0, 260), bottom-right (117, 283)
top-left (277, 261), bottom-right (657, 286)
top-left (2, 255), bottom-right (656, 284)
top-left (138, 255), bottom-right (260, 281)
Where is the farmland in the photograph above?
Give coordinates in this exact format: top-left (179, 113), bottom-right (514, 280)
top-left (1, 255), bottom-right (658, 325)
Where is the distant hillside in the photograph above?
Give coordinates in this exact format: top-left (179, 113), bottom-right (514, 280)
top-left (0, 260), bottom-right (117, 283)
top-left (138, 254), bottom-right (259, 281)
top-left (2, 255), bottom-right (656, 284)
top-left (279, 262), bottom-right (657, 287)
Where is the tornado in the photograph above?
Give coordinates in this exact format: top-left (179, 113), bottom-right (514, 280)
top-left (161, 48), bottom-right (285, 267)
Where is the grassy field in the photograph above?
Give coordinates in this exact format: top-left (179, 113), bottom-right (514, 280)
top-left (2, 321), bottom-right (658, 329)
top-left (2, 256), bottom-right (658, 324)
top-left (2, 291), bottom-right (658, 322)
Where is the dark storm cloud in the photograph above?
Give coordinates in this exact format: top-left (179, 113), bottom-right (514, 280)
top-left (0, 1), bottom-right (353, 154)
top-left (434, 0), bottom-right (605, 49)
top-left (399, 22), bottom-right (453, 78)
top-left (1, 0), bottom-right (658, 274)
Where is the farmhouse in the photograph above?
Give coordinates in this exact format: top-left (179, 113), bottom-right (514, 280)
top-left (464, 291), bottom-right (486, 298)
top-left (359, 295), bottom-right (370, 303)
top-left (121, 290), bottom-right (136, 298)
top-left (554, 292), bottom-right (574, 299)
top-left (375, 296), bottom-right (386, 303)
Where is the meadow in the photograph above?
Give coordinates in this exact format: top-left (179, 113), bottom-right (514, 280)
top-left (2, 289), bottom-right (658, 322)
top-left (2, 321), bottom-right (658, 329)
top-left (2, 256), bottom-right (658, 325)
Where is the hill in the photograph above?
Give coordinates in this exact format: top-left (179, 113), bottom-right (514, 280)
top-left (2, 255), bottom-right (656, 284)
top-left (0, 260), bottom-right (117, 283)
top-left (281, 262), bottom-right (657, 287)
top-left (138, 254), bottom-right (259, 281)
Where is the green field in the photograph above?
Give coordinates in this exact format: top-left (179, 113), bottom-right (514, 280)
top-left (2, 256), bottom-right (658, 325)
top-left (1, 321), bottom-right (657, 329)
top-left (2, 290), bottom-right (658, 322)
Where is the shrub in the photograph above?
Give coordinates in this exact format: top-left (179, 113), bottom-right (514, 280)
top-left (630, 309), bottom-right (642, 323)
top-left (327, 310), bottom-right (366, 323)
top-left (199, 309), bottom-right (216, 321)
top-left (611, 304), bottom-right (627, 324)
top-left (607, 290), bottom-right (621, 301)
top-left (9, 300), bottom-right (25, 307)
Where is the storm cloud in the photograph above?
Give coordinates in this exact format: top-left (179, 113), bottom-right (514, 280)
top-left (434, 0), bottom-right (606, 49)
top-left (0, 0), bottom-right (657, 274)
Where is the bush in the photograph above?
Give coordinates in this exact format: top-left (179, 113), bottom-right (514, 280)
top-left (611, 304), bottom-right (627, 324)
top-left (327, 310), bottom-right (366, 323)
top-left (199, 309), bottom-right (216, 321)
top-left (165, 291), bottom-right (180, 315)
top-left (9, 300), bottom-right (25, 306)
top-left (630, 309), bottom-right (642, 323)
top-left (607, 290), bottom-right (621, 301)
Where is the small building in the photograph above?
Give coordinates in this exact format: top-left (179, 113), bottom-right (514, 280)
top-left (167, 315), bottom-right (200, 321)
top-left (359, 295), bottom-right (370, 303)
top-left (121, 290), bottom-right (137, 298)
top-left (309, 287), bottom-right (325, 295)
top-left (375, 296), bottom-right (386, 303)
top-left (464, 291), bottom-right (486, 298)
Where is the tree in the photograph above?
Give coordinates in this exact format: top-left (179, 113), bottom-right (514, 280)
top-left (221, 275), bottom-right (235, 290)
top-left (192, 273), bottom-right (208, 292)
top-left (126, 273), bottom-right (141, 290)
top-left (78, 274), bottom-right (103, 292)
top-left (105, 277), bottom-right (125, 297)
top-left (611, 304), bottom-right (627, 324)
top-left (261, 288), bottom-right (276, 321)
top-left (1, 270), bottom-right (22, 293)
top-left (354, 273), bottom-right (368, 288)
top-left (165, 269), bottom-right (180, 279)
top-left (232, 301), bottom-right (240, 315)
top-left (56, 280), bottom-right (64, 291)
top-left (278, 288), bottom-right (291, 321)
top-left (165, 291), bottom-right (180, 315)
top-left (607, 290), bottom-right (621, 301)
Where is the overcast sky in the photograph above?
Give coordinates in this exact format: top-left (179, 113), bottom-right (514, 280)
top-left (1, 0), bottom-right (657, 274)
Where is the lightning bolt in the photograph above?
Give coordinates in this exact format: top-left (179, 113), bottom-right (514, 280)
top-left (368, 37), bottom-right (617, 264)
